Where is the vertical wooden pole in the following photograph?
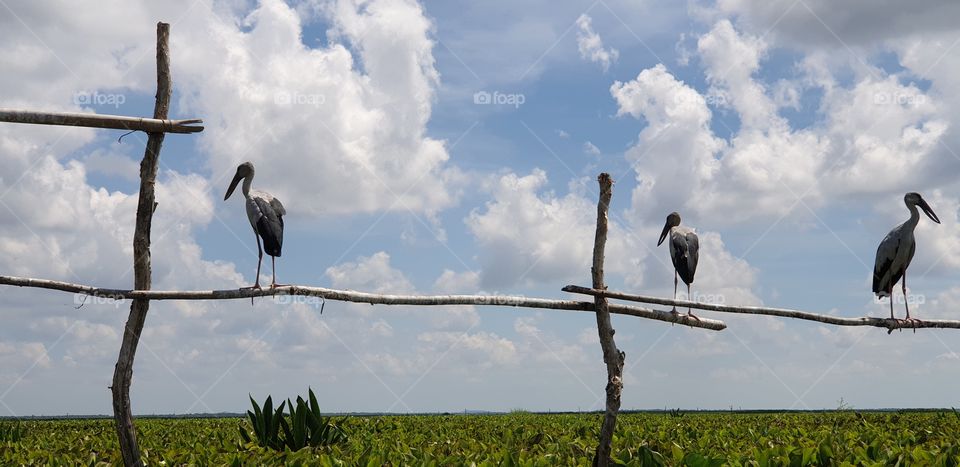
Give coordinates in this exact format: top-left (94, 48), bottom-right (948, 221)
top-left (591, 173), bottom-right (624, 467)
top-left (111, 22), bottom-right (171, 467)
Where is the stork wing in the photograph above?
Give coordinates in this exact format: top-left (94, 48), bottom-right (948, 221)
top-left (253, 196), bottom-right (284, 257)
top-left (269, 197), bottom-right (286, 217)
top-left (687, 231), bottom-right (699, 280)
top-left (670, 230), bottom-right (698, 285)
top-left (872, 232), bottom-right (899, 295)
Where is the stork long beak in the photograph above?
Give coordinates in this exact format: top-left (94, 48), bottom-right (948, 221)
top-left (224, 172), bottom-right (243, 201)
top-left (657, 222), bottom-right (671, 246)
top-left (919, 198), bottom-right (941, 224)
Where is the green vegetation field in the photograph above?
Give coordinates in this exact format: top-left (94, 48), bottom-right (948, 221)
top-left (3, 411), bottom-right (960, 466)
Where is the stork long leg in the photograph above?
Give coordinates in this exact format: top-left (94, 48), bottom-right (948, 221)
top-left (672, 271), bottom-right (678, 313)
top-left (686, 283), bottom-right (700, 321)
top-left (240, 232), bottom-right (264, 305)
top-left (902, 270), bottom-right (912, 320)
top-left (256, 248), bottom-right (262, 287)
top-left (240, 233), bottom-right (264, 289)
top-left (889, 291), bottom-right (894, 321)
top-left (269, 256), bottom-right (287, 289)
top-left (903, 271), bottom-right (917, 332)
top-left (254, 235), bottom-right (263, 288)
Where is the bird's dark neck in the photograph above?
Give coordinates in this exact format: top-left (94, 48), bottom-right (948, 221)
top-left (905, 203), bottom-right (920, 229)
top-left (242, 174), bottom-right (253, 197)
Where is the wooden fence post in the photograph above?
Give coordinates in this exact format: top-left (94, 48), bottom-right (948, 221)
top-left (590, 173), bottom-right (625, 466)
top-left (111, 22), bottom-right (171, 467)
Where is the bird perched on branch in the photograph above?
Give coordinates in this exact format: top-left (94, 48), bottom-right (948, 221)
top-left (873, 192), bottom-right (940, 323)
top-left (224, 162), bottom-right (286, 294)
top-left (658, 212), bottom-right (699, 317)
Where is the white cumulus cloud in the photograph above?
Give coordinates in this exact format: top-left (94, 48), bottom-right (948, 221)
top-left (575, 14), bottom-right (619, 72)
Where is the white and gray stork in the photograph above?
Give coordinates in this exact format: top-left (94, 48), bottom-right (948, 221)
top-left (657, 212), bottom-right (700, 317)
top-left (224, 162), bottom-right (286, 291)
top-left (872, 192), bottom-right (940, 322)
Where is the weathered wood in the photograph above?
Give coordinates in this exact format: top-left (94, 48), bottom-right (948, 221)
top-left (590, 173), bottom-right (623, 467)
top-left (111, 22), bottom-right (171, 467)
top-left (563, 285), bottom-right (960, 333)
top-left (0, 275), bottom-right (727, 331)
top-left (0, 109), bottom-right (202, 133)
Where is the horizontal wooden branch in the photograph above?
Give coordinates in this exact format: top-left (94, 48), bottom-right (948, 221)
top-left (0, 108), bottom-right (203, 134)
top-left (563, 285), bottom-right (960, 333)
top-left (0, 275), bottom-right (726, 331)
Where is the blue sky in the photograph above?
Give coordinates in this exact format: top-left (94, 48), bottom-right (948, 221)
top-left (1, 0), bottom-right (960, 416)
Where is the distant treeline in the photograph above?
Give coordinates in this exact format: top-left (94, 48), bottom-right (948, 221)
top-left (1, 407), bottom-right (955, 421)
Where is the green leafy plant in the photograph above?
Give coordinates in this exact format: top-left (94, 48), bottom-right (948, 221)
top-left (239, 388), bottom-right (347, 451)
top-left (239, 395), bottom-right (286, 450)
top-left (0, 420), bottom-right (25, 443)
top-left (280, 388), bottom-right (348, 450)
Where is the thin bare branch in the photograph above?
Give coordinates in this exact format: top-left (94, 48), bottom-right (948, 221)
top-left (563, 285), bottom-right (960, 333)
top-left (0, 109), bottom-right (203, 133)
top-left (0, 275), bottom-right (727, 331)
